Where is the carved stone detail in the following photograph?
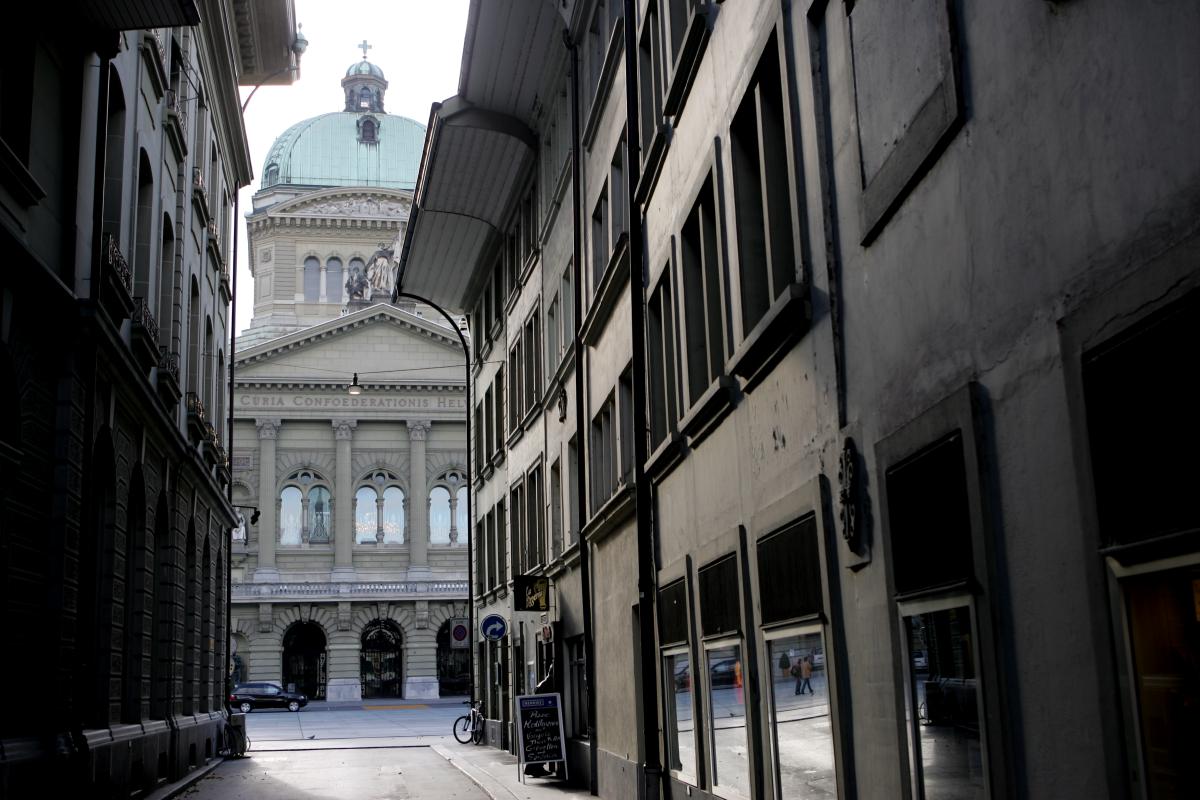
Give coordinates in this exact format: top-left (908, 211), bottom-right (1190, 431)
top-left (407, 420), bottom-right (432, 441)
top-left (333, 419), bottom-right (358, 440)
top-left (256, 418), bottom-right (281, 439)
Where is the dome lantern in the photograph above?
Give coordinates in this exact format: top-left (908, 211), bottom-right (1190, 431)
top-left (342, 40), bottom-right (387, 113)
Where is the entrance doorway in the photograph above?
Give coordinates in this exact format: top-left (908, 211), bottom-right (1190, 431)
top-left (437, 619), bottom-right (470, 696)
top-left (361, 620), bottom-right (403, 698)
top-left (282, 622), bottom-right (326, 700)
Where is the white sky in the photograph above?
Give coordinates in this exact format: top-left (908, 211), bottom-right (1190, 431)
top-left (233, 0), bottom-right (469, 336)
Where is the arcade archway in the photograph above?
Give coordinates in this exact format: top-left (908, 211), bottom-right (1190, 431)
top-left (282, 622), bottom-right (326, 699)
top-left (360, 620), bottom-right (403, 698)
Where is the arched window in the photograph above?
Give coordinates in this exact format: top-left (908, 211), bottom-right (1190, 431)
top-left (456, 486), bottom-right (468, 541)
top-left (203, 317), bottom-right (213, 410)
top-left (359, 86), bottom-right (372, 110)
top-left (265, 163), bottom-right (280, 186)
top-left (361, 119), bottom-right (377, 143)
top-left (383, 487), bottom-right (404, 543)
top-left (303, 256), bottom-right (320, 302)
top-left (308, 486), bottom-right (331, 543)
top-left (102, 68), bottom-right (126, 239)
top-left (429, 486), bottom-right (451, 544)
top-left (134, 150), bottom-right (154, 302)
top-left (280, 486), bottom-right (302, 544)
top-left (326, 257), bottom-right (343, 303)
top-left (187, 279), bottom-right (200, 394)
top-left (157, 214), bottom-right (175, 348)
top-left (356, 486), bottom-right (378, 543)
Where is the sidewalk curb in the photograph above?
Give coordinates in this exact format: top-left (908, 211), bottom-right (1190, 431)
top-left (143, 756), bottom-right (227, 800)
top-left (431, 743), bottom-right (519, 800)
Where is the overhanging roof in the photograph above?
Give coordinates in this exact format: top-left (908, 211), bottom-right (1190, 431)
top-left (396, 0), bottom-right (567, 313)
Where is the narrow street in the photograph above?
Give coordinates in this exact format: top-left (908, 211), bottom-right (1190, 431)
top-left (170, 700), bottom-right (590, 800)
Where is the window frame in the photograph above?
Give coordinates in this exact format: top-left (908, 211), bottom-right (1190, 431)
top-left (874, 383), bottom-right (1008, 799)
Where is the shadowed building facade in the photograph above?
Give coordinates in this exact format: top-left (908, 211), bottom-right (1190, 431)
top-left (0, 1), bottom-right (299, 796)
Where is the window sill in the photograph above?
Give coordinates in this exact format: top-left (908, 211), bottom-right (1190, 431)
top-left (582, 482), bottom-right (636, 546)
top-left (546, 541), bottom-right (581, 578)
top-left (663, 6), bottom-right (712, 119)
top-left (488, 318), bottom-right (504, 342)
top-left (582, 17), bottom-right (626, 151)
top-left (548, 340), bottom-right (576, 395)
top-left (679, 374), bottom-right (738, 448)
top-left (540, 158), bottom-right (573, 247)
top-left (635, 123), bottom-right (672, 207)
top-left (521, 404), bottom-right (541, 433)
top-left (581, 233), bottom-right (629, 347)
top-left (520, 249), bottom-right (540, 289)
top-left (481, 462), bottom-right (495, 481)
top-left (489, 449), bottom-right (506, 470)
top-left (645, 431), bottom-right (686, 485)
top-left (727, 281), bottom-right (810, 391)
top-left (507, 423), bottom-right (525, 449)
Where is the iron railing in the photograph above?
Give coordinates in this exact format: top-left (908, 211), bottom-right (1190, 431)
top-left (103, 232), bottom-right (132, 294)
top-left (158, 346), bottom-right (180, 384)
top-left (132, 297), bottom-right (160, 343)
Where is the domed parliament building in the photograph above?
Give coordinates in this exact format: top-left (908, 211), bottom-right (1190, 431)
top-left (230, 49), bottom-right (469, 702)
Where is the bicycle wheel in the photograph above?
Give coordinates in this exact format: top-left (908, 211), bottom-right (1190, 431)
top-left (453, 715), bottom-right (473, 744)
top-left (471, 714), bottom-right (484, 744)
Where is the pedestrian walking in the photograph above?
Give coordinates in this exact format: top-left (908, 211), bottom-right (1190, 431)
top-left (792, 655), bottom-right (814, 695)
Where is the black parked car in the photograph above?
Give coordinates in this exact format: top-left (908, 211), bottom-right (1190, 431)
top-left (229, 682), bottom-right (308, 713)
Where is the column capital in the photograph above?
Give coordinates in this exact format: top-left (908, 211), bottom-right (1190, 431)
top-left (256, 418), bottom-right (281, 439)
top-left (333, 419), bottom-right (358, 440)
top-left (407, 419), bottom-right (432, 441)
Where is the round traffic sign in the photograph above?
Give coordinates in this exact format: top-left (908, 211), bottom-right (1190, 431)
top-left (480, 613), bottom-right (508, 641)
top-left (451, 621), bottom-right (469, 643)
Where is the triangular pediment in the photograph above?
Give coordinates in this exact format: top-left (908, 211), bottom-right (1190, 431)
top-left (268, 187), bottom-right (412, 219)
top-left (235, 304), bottom-right (466, 387)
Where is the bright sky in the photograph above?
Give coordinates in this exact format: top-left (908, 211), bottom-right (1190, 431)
top-left (233, 0), bottom-right (469, 336)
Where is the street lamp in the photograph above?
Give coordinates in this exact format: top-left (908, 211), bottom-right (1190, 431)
top-left (391, 289), bottom-right (474, 706)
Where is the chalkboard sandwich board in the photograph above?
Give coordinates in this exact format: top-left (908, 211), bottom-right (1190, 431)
top-left (515, 692), bottom-right (567, 780)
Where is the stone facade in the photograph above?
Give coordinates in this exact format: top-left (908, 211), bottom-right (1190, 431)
top-left (230, 292), bottom-right (470, 701)
top-left (400, 1), bottom-right (1200, 799)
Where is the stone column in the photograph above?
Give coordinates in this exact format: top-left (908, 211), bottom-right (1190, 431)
top-left (407, 420), bottom-right (431, 579)
top-left (332, 419), bottom-right (357, 581)
top-left (448, 489), bottom-right (459, 544)
top-left (319, 263), bottom-right (328, 302)
top-left (375, 494), bottom-right (385, 543)
top-left (253, 419), bottom-right (280, 582)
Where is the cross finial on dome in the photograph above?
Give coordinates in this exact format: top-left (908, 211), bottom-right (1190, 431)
top-left (358, 39), bottom-right (372, 59)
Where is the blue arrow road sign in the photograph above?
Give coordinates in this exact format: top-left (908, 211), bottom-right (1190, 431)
top-left (480, 614), bottom-right (508, 641)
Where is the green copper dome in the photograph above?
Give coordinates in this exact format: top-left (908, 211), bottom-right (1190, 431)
top-left (260, 112), bottom-right (425, 191)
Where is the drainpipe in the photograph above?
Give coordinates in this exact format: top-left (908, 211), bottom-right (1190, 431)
top-left (621, 1), bottom-right (663, 796)
top-left (564, 24), bottom-right (599, 795)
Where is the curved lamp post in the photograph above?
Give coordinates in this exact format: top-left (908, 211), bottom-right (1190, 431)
top-left (389, 290), bottom-right (473, 706)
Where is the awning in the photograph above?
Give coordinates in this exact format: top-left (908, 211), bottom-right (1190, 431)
top-left (396, 0), bottom-right (567, 313)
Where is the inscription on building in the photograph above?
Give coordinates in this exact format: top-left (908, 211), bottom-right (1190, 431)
top-left (239, 393), bottom-right (465, 410)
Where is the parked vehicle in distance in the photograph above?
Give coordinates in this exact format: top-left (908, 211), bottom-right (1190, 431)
top-left (912, 650), bottom-right (929, 670)
top-left (709, 658), bottom-right (740, 688)
top-left (229, 682), bottom-right (308, 713)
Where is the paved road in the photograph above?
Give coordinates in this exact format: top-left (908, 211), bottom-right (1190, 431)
top-left (242, 699), bottom-right (468, 747)
top-left (179, 747), bottom-right (488, 799)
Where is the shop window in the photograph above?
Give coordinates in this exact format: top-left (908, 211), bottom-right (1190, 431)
top-left (659, 579), bottom-right (697, 780)
top-left (879, 385), bottom-right (1000, 799)
top-left (699, 555), bottom-right (748, 796)
top-left (759, 513), bottom-right (839, 799)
